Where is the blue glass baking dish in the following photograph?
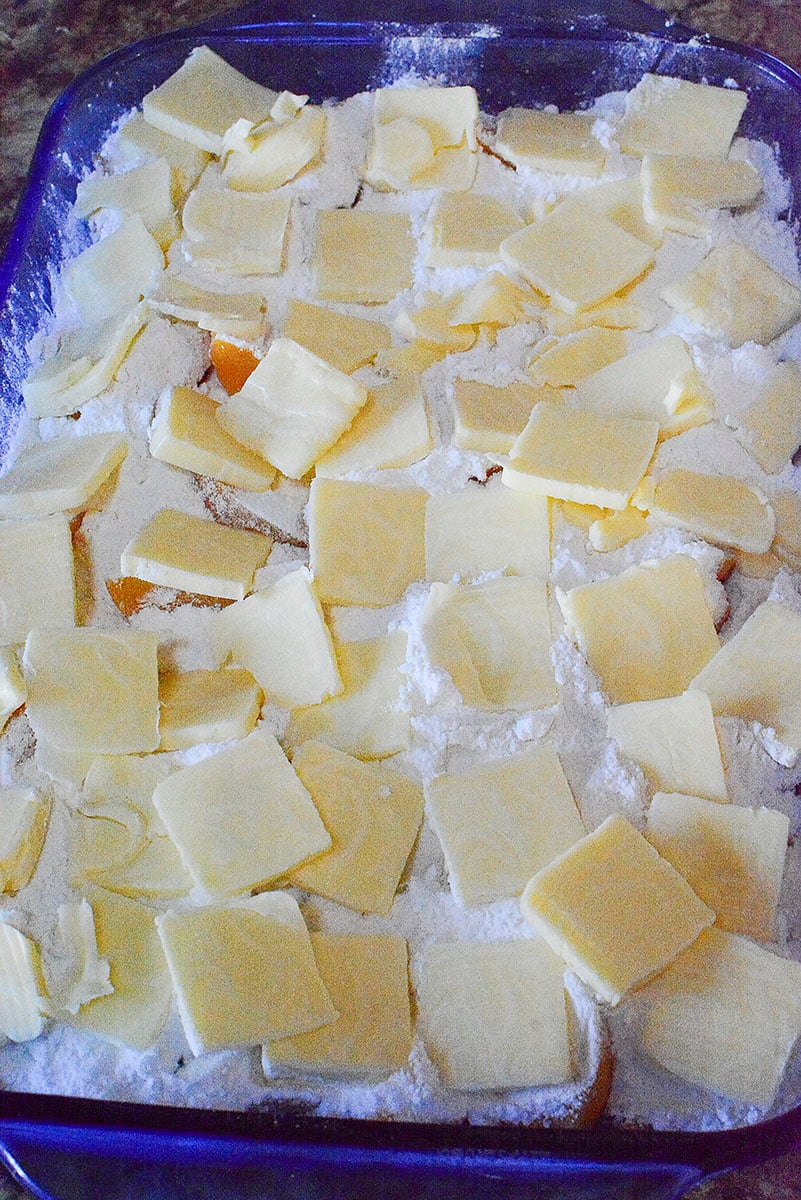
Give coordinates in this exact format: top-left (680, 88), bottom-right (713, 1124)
top-left (3, 1), bottom-right (801, 1196)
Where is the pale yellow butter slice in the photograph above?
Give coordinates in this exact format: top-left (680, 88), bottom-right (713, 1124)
top-left (0, 648), bottom-right (26, 729)
top-left (286, 632), bottom-right (409, 760)
top-left (313, 210), bottom-right (415, 304)
top-left (634, 468), bottom-right (775, 554)
top-left (288, 741), bottom-right (423, 916)
top-left (0, 432), bottom-right (128, 518)
top-left (495, 107), bottom-right (605, 176)
top-left (618, 75), bottom-right (747, 158)
top-left (373, 85), bottom-right (479, 152)
top-left (315, 375), bottom-right (432, 476)
top-left (156, 891), bottom-right (336, 1055)
top-left (417, 939), bottom-right (571, 1090)
top-left (308, 478), bottom-right (427, 607)
top-left (36, 740), bottom-right (94, 789)
top-left (82, 754), bottom-right (173, 834)
top-left (527, 327), bottom-right (627, 388)
top-left (500, 210), bottom-right (655, 313)
top-left (451, 378), bottom-right (541, 453)
top-left (448, 271), bottom-right (543, 329)
top-left (554, 177), bottom-right (662, 249)
top-left (394, 294), bottom-right (476, 353)
top-left (0, 922), bottom-right (47, 1042)
top-left (503, 401), bottom-right (658, 509)
top-left (607, 690), bottom-right (727, 802)
top-left (223, 105), bottom-right (326, 191)
top-left (64, 214), bottom-right (163, 325)
top-left (588, 506), bottom-right (650, 552)
top-left (0, 513), bottom-right (75, 646)
top-left (642, 154), bottom-right (762, 237)
top-left (69, 800), bottom-right (147, 887)
top-left (149, 385), bottom-right (275, 490)
top-left (218, 337), bottom-right (368, 479)
top-left (50, 898), bottom-right (113, 1016)
top-left (75, 157), bottom-right (178, 250)
top-left (646, 792), bottom-right (788, 941)
top-left (266, 932), bottom-right (412, 1081)
top-left (521, 813), bottom-right (714, 1005)
top-left (573, 336), bottom-right (706, 433)
top-left (148, 275), bottom-right (267, 341)
top-left (427, 744), bottom-right (586, 907)
top-left (544, 297), bottom-right (655, 337)
top-left (428, 192), bottom-right (525, 267)
top-left (560, 555), bottom-right (720, 704)
top-left (422, 577), bottom-right (557, 711)
top-left (152, 728), bottom-right (330, 897)
top-left (283, 300), bottom-right (391, 374)
top-left (158, 667), bottom-right (262, 751)
top-left (0, 787), bottom-right (50, 895)
top-left (142, 45), bottom-right (277, 154)
top-left (181, 188), bottom-right (291, 276)
top-left (364, 86), bottom-right (478, 191)
top-left (120, 507), bottom-right (272, 601)
top-left (734, 361), bottom-right (801, 474)
top-left (662, 243), bottom-right (801, 347)
top-left (363, 116), bottom-right (436, 191)
top-left (638, 927), bottom-right (801, 1107)
top-left (425, 477), bottom-right (550, 582)
top-left (214, 568), bottom-right (342, 709)
top-left (24, 628), bottom-right (160, 755)
top-left (116, 112), bottom-right (210, 198)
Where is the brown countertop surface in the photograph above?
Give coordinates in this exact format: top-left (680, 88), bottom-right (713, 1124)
top-left (2, 3), bottom-right (801, 1198)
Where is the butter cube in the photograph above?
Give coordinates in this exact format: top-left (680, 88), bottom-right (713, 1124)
top-left (116, 112), bottom-right (210, 197)
top-left (309, 479), bottom-right (427, 607)
top-left (642, 154), bottom-right (762, 237)
top-left (690, 601), bottom-right (801, 754)
top-left (223, 105), bottom-right (326, 191)
top-left (313, 210), bottom-right (415, 304)
top-left (573, 336), bottom-right (706, 433)
top-left (181, 188), bottom-right (291, 276)
top-left (422, 577), bottom-right (557, 711)
top-left (495, 107), bottom-right (604, 176)
top-left (560, 556), bottom-right (720, 704)
top-left (75, 157), bottom-right (178, 249)
top-left (500, 210), bottom-right (655, 313)
top-left (288, 741), bottom-right (423, 916)
top-left (662, 243), bottom-right (801, 347)
top-left (158, 668), bottom-right (262, 752)
top-left (0, 433), bottom-right (128, 519)
top-left (286, 632), bottom-right (409, 760)
top-left (218, 338), bottom-right (368, 479)
top-left (417, 939), bottom-right (571, 1089)
top-left (316, 375), bottom-right (432, 477)
top-left (448, 271), bottom-right (543, 328)
top-left (120, 508), bottom-right (272, 601)
top-left (427, 744), bottom-right (586, 906)
top-left (266, 932), bottom-right (412, 1081)
top-left (425, 477), bottom-right (550, 582)
top-left (646, 792), bottom-right (788, 941)
top-left (149, 385), bottom-right (276, 490)
top-left (24, 628), bottom-right (160, 754)
top-left (214, 568), bottom-right (342, 709)
top-left (0, 514), bottom-right (75, 645)
top-left (142, 46), bottom-right (277, 154)
top-left (64, 214), bottom-right (162, 325)
top-left (283, 300), bottom-right (391, 374)
top-left (428, 192), bottom-right (525, 267)
top-left (451, 378), bottom-right (541, 453)
top-left (588, 506), bottom-right (649, 552)
top-left (157, 891), bottom-right (336, 1054)
top-left (634, 469), bottom-right (775, 554)
top-left (735, 361), bottom-right (801, 474)
top-left (0, 647), bottom-right (26, 729)
top-left (148, 275), bottom-right (267, 341)
top-left (638, 928), bottom-right (801, 1106)
top-left (0, 788), bottom-right (50, 895)
top-left (503, 401), bottom-right (658, 509)
top-left (618, 76), bottom-right (747, 159)
top-left (527, 327), bottom-right (627, 388)
top-left (0, 923), bottom-right (47, 1042)
top-left (607, 691), bottom-right (728, 802)
top-left (521, 813), bottom-right (714, 1004)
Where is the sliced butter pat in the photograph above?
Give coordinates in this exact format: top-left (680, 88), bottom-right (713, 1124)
top-left (634, 468), bottom-right (775, 554)
top-left (24, 628), bottom-right (160, 755)
top-left (774, 490), bottom-right (801, 570)
top-left (500, 210), bottom-right (654, 313)
top-left (218, 337), bottom-right (368, 479)
top-left (0, 514), bottom-right (75, 646)
top-left (396, 139), bottom-right (477, 192)
top-left (69, 800), bottom-right (147, 887)
top-left (639, 928), bottom-right (801, 1107)
top-left (92, 835), bottom-right (193, 902)
top-left (646, 792), bottom-right (788, 942)
top-left (448, 271), bottom-right (543, 329)
top-left (544, 297), bottom-right (655, 337)
top-left (64, 214), bottom-right (163, 325)
top-left (618, 76), bottom-right (747, 159)
top-left (71, 887), bottom-right (173, 1049)
top-left (158, 667), bottom-right (262, 752)
top-left (0, 648), bottom-right (26, 729)
top-left (527, 327), bottom-right (627, 388)
top-left (662, 243), bottom-right (801, 347)
top-left (286, 632), bottom-right (409, 760)
top-left (82, 754), bottom-right (173, 836)
top-left (223, 105), bottom-right (326, 191)
top-left (152, 728), bottom-right (330, 897)
top-left (149, 385), bottom-right (276, 490)
top-left (373, 85), bottom-right (478, 151)
top-left (36, 740), bottom-right (94, 789)
top-left (418, 940), bottom-right (571, 1090)
top-left (266, 932), bottom-right (412, 1081)
top-left (422, 577), bottom-right (557, 711)
top-left (642, 154), bottom-right (762, 237)
top-left (690, 601), bottom-right (801, 755)
top-left (607, 691), bottom-right (727, 802)
top-left (588, 506), bottom-right (649, 552)
top-left (120, 507), bottom-right (272, 601)
top-left (364, 116), bottom-right (436, 190)
top-left (554, 177), bottom-right (662, 250)
top-left (116, 111), bottom-right (210, 197)
top-left (0, 787), bottom-right (50, 895)
top-left (157, 891), bottom-right (336, 1054)
top-left (0, 432), bottom-right (128, 518)
top-left (451, 378), bottom-right (541, 453)
top-left (735, 361), bottom-right (801, 474)
top-left (288, 741), bottom-right (423, 916)
top-left (394, 294), bottom-right (476, 353)
top-left (75, 157), bottom-right (178, 250)
top-left (560, 556), bottom-right (720, 704)
top-left (316, 375), bottom-right (431, 476)
top-left (521, 813), bottom-right (714, 1005)
top-left (309, 479), bottom-right (427, 607)
top-left (425, 477), bottom-right (550, 582)
top-left (503, 401), bottom-right (658, 509)
top-left (181, 188), bottom-right (291, 276)
top-left (427, 744), bottom-right (585, 907)
top-left (50, 898), bottom-right (113, 1015)
top-left (148, 274), bottom-right (267, 340)
top-left (142, 46), bottom-right (277, 154)
top-left (283, 300), bottom-right (391, 374)
top-left (428, 192), bottom-right (525, 267)
top-left (214, 567), bottom-right (342, 709)
top-left (313, 210), bottom-right (415, 305)
top-left (0, 922), bottom-right (47, 1042)
top-left (495, 107), bottom-right (605, 176)
top-left (573, 335), bottom-right (704, 431)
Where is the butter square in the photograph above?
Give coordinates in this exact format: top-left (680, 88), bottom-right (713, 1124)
top-left (642, 154), bottom-right (762, 237)
top-left (181, 188), bottom-right (291, 276)
top-left (158, 668), bottom-right (262, 751)
top-left (554, 177), bottom-right (662, 249)
top-left (495, 107), bottom-right (604, 175)
top-left (0, 514), bottom-right (75, 645)
top-left (449, 272), bottom-right (543, 329)
top-left (0, 922), bottom-right (47, 1043)
top-left (735, 361), bottom-right (801, 474)
top-left (316, 376), bottom-right (432, 477)
top-left (222, 105), bottom-right (326, 192)
top-left (618, 76), bottom-right (747, 159)
top-left (288, 741), bottom-right (423, 916)
top-left (634, 468), bottom-right (775, 554)
top-left (527, 327), bottom-right (627, 388)
top-left (428, 192), bottom-right (525, 267)
top-left (451, 379), bottom-right (541, 453)
top-left (283, 300), bottom-right (391, 373)
top-left (116, 111), bottom-right (210, 197)
top-left (425, 477), bottom-right (550, 582)
top-left (573, 335), bottom-right (706, 432)
top-left (521, 813), bottom-right (714, 1004)
top-left (148, 274), bottom-right (266, 341)
top-left (313, 211), bottom-right (415, 304)
top-left (0, 432), bottom-right (128, 518)
top-left (75, 157), bottom-right (178, 250)
top-left (63, 215), bottom-right (162, 325)
top-left (0, 787), bottom-right (50, 895)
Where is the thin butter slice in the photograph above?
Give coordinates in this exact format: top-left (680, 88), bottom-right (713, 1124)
top-left (425, 477), bottom-right (550, 582)
top-left (495, 107), bottom-right (605, 176)
top-left (0, 432), bottom-right (128, 518)
top-left (0, 648), bottom-right (26, 729)
top-left (618, 75), bottom-right (747, 159)
top-left (573, 335), bottom-right (708, 433)
top-left (223, 106), bottom-right (326, 192)
top-left (315, 375), bottom-right (432, 476)
top-left (75, 157), bottom-right (178, 249)
top-left (116, 111), bottom-right (210, 197)
top-left (451, 378), bottom-right (540, 453)
top-left (49, 898), bottom-right (113, 1016)
top-left (0, 922), bottom-right (47, 1042)
top-left (158, 667), bottom-right (262, 751)
top-left (634, 468), bottom-right (775, 554)
top-left (148, 275), bottom-right (267, 340)
top-left (527, 327), bottom-right (627, 388)
top-left (0, 787), bottom-right (50, 895)
top-left (283, 300), bottom-right (391, 374)
top-left (428, 192), bottom-right (525, 267)
top-left (313, 210), bottom-right (415, 305)
top-left (0, 513), bottom-right (75, 645)
top-left (735, 361), bottom-right (801, 474)
top-left (642, 154), bottom-right (762, 236)
top-left (181, 188), bottom-right (291, 276)
top-left (64, 214), bottom-right (163, 325)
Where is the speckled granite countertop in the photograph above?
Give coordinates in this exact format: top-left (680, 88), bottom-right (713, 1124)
top-left (2, 3), bottom-right (801, 1198)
